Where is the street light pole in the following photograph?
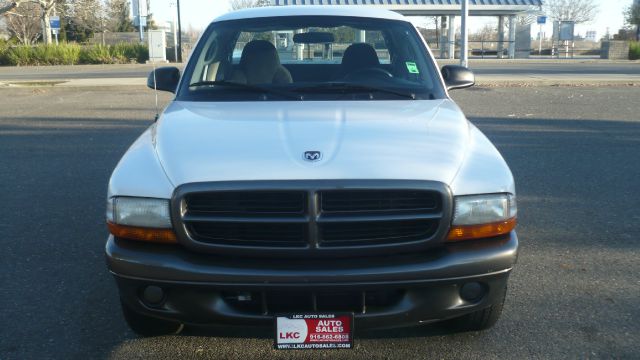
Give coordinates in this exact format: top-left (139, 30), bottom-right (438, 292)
top-left (177, 0), bottom-right (183, 63)
top-left (460, 0), bottom-right (469, 68)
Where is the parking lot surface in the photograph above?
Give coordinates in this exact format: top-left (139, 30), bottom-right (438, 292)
top-left (0, 85), bottom-right (638, 359)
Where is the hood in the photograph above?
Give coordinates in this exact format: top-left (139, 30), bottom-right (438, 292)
top-left (154, 100), bottom-right (470, 187)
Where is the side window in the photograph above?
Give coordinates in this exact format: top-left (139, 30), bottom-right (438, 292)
top-left (189, 30), bottom-right (221, 84)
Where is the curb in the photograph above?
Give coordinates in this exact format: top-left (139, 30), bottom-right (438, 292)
top-left (0, 78), bottom-right (147, 88)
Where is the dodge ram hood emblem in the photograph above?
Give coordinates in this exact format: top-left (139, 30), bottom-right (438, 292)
top-left (303, 151), bottom-right (322, 162)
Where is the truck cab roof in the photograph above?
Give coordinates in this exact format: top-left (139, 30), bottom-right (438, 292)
top-left (213, 5), bottom-right (407, 23)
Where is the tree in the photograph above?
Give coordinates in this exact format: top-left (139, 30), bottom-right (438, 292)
top-left (105, 0), bottom-right (134, 32)
top-left (63, 0), bottom-right (106, 42)
top-left (4, 1), bottom-right (41, 44)
top-left (625, 2), bottom-right (640, 41)
top-left (230, 0), bottom-right (270, 10)
top-left (544, 0), bottom-right (598, 24)
top-left (472, 24), bottom-right (498, 41)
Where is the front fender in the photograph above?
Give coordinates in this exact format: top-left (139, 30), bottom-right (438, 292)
top-left (449, 124), bottom-right (515, 196)
top-left (108, 126), bottom-right (175, 199)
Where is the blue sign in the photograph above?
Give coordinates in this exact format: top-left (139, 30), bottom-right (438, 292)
top-left (537, 16), bottom-right (547, 25)
top-left (133, 16), bottom-right (147, 27)
top-left (50, 16), bottom-right (60, 30)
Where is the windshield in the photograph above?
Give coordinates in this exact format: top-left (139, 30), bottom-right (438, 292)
top-left (177, 16), bottom-right (446, 101)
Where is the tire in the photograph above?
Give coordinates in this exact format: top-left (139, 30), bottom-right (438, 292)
top-left (441, 286), bottom-right (506, 332)
top-left (120, 300), bottom-right (184, 336)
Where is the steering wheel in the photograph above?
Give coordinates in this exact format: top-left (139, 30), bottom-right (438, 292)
top-left (344, 67), bottom-right (394, 82)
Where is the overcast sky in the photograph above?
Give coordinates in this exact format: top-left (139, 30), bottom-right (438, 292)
top-left (150, 0), bottom-right (631, 38)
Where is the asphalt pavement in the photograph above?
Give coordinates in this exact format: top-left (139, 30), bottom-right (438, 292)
top-left (0, 85), bottom-right (639, 359)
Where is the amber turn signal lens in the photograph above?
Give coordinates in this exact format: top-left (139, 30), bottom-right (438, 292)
top-left (447, 218), bottom-right (516, 242)
top-left (107, 222), bottom-right (178, 244)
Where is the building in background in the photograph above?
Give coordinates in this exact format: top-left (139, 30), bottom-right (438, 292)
top-left (585, 30), bottom-right (597, 42)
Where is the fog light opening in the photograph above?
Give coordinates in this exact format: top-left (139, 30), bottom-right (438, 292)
top-left (460, 282), bottom-right (485, 302)
top-left (141, 285), bottom-right (166, 306)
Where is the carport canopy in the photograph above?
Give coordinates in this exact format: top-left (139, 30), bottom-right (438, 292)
top-left (270, 0), bottom-right (544, 60)
top-left (270, 0), bottom-right (543, 16)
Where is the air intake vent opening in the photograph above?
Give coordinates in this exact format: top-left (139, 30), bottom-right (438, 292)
top-left (320, 190), bottom-right (440, 214)
top-left (185, 191), bottom-right (307, 216)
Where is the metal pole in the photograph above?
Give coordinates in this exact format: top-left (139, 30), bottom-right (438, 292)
top-left (448, 15), bottom-right (455, 60)
top-left (460, 0), bottom-right (469, 67)
top-left (173, 14), bottom-right (178, 62)
top-left (177, 0), bottom-right (183, 63)
top-left (139, 19), bottom-right (144, 41)
top-left (497, 16), bottom-right (505, 59)
top-left (508, 15), bottom-right (516, 59)
top-left (538, 24), bottom-right (543, 56)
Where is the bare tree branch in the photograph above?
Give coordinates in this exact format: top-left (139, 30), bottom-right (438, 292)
top-left (4, 1), bottom-right (41, 44)
top-left (230, 0), bottom-right (270, 10)
top-left (544, 0), bottom-right (598, 24)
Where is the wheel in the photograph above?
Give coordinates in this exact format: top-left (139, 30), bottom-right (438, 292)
top-left (120, 300), bottom-right (184, 336)
top-left (441, 286), bottom-right (507, 332)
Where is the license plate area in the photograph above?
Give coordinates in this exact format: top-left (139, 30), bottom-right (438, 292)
top-left (275, 313), bottom-right (353, 350)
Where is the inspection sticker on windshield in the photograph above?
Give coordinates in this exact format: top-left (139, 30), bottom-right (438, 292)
top-left (405, 61), bottom-right (420, 74)
top-left (275, 314), bottom-right (353, 350)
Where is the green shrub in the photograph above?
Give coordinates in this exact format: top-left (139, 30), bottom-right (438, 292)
top-left (79, 44), bottom-right (116, 64)
top-left (0, 39), bottom-right (11, 65)
top-left (6, 45), bottom-right (33, 66)
top-left (1, 42), bottom-right (149, 66)
top-left (112, 42), bottom-right (149, 63)
top-left (630, 41), bottom-right (640, 60)
top-left (3, 43), bottom-right (81, 66)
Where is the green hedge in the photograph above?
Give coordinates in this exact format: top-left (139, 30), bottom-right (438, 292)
top-left (0, 42), bottom-right (149, 66)
top-left (630, 41), bottom-right (640, 60)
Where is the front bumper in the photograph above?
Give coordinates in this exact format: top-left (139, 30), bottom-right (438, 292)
top-left (106, 231), bottom-right (518, 329)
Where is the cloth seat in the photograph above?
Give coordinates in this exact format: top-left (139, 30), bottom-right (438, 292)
top-left (231, 40), bottom-right (292, 85)
top-left (336, 43), bottom-right (381, 79)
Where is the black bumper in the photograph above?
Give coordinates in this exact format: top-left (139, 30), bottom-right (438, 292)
top-left (106, 232), bottom-right (518, 330)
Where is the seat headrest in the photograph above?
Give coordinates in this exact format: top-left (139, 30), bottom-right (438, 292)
top-left (341, 43), bottom-right (380, 73)
top-left (238, 40), bottom-right (285, 84)
top-left (240, 40), bottom-right (280, 69)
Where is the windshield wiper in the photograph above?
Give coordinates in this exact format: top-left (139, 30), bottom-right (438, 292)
top-left (292, 82), bottom-right (416, 100)
top-left (188, 80), bottom-right (300, 100)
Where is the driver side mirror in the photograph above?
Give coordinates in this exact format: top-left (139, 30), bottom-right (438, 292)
top-left (147, 67), bottom-right (181, 93)
top-left (441, 65), bottom-right (475, 91)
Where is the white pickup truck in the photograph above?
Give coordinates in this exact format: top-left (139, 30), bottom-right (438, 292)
top-left (105, 6), bottom-right (518, 344)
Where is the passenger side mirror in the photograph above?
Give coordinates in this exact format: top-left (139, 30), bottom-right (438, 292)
top-left (147, 67), bottom-right (181, 93)
top-left (441, 65), bottom-right (475, 91)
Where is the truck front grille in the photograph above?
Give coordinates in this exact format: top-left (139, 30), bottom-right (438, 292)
top-left (173, 181), bottom-right (451, 257)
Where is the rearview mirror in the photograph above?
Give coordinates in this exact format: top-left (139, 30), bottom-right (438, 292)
top-left (293, 32), bottom-right (335, 44)
top-left (147, 67), bottom-right (180, 93)
top-left (441, 65), bottom-right (475, 91)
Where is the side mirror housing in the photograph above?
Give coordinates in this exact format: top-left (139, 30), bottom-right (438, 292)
top-left (147, 67), bottom-right (181, 93)
top-left (441, 65), bottom-right (475, 91)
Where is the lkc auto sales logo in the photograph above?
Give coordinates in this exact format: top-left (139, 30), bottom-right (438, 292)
top-left (276, 317), bottom-right (308, 344)
top-left (275, 314), bottom-right (353, 349)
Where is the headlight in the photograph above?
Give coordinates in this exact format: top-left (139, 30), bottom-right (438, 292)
top-left (448, 193), bottom-right (517, 241)
top-left (106, 197), bottom-right (177, 244)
